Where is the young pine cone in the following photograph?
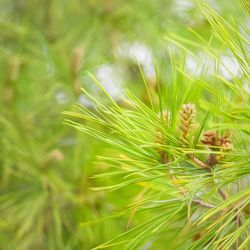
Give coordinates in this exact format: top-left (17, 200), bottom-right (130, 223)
top-left (201, 131), bottom-right (217, 148)
top-left (201, 131), bottom-right (232, 166)
top-left (179, 103), bottom-right (196, 141)
top-left (219, 134), bottom-right (232, 151)
top-left (201, 131), bottom-right (232, 151)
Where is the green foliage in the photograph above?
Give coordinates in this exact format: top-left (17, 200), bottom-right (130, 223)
top-left (66, 4), bottom-right (250, 250)
top-left (0, 0), bottom-right (249, 249)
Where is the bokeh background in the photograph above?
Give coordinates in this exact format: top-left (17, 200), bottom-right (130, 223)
top-left (0, 0), bottom-right (246, 249)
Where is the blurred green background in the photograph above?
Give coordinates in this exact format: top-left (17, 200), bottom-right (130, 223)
top-left (0, 0), bottom-right (245, 249)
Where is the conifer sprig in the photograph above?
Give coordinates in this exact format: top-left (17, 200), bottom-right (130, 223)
top-left (65, 3), bottom-right (250, 250)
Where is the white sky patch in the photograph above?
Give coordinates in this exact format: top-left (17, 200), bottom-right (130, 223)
top-left (185, 52), bottom-right (213, 76)
top-left (242, 19), bottom-right (250, 38)
top-left (95, 64), bottom-right (124, 99)
top-left (173, 0), bottom-right (221, 14)
top-left (185, 51), bottom-right (241, 80)
top-left (55, 89), bottom-right (68, 104)
top-left (171, 0), bottom-right (200, 22)
top-left (207, 0), bottom-right (222, 12)
top-left (243, 82), bottom-right (250, 94)
top-left (116, 41), bottom-right (155, 79)
top-left (173, 0), bottom-right (194, 13)
top-left (77, 94), bottom-right (94, 107)
top-left (219, 55), bottom-right (241, 80)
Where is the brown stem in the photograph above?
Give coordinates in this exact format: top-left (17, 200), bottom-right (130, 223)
top-left (218, 188), bottom-right (228, 200)
top-left (189, 154), bottom-right (228, 201)
top-left (71, 47), bottom-right (84, 96)
top-left (192, 199), bottom-right (216, 209)
top-left (160, 151), bottom-right (215, 209)
top-left (189, 154), bottom-right (210, 169)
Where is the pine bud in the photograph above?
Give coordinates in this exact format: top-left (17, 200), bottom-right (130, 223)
top-left (179, 103), bottom-right (196, 141)
top-left (201, 131), bottom-right (232, 166)
top-left (201, 131), bottom-right (232, 151)
top-left (201, 131), bottom-right (217, 148)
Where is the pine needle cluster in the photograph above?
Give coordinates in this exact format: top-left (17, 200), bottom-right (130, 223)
top-left (66, 4), bottom-right (250, 249)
